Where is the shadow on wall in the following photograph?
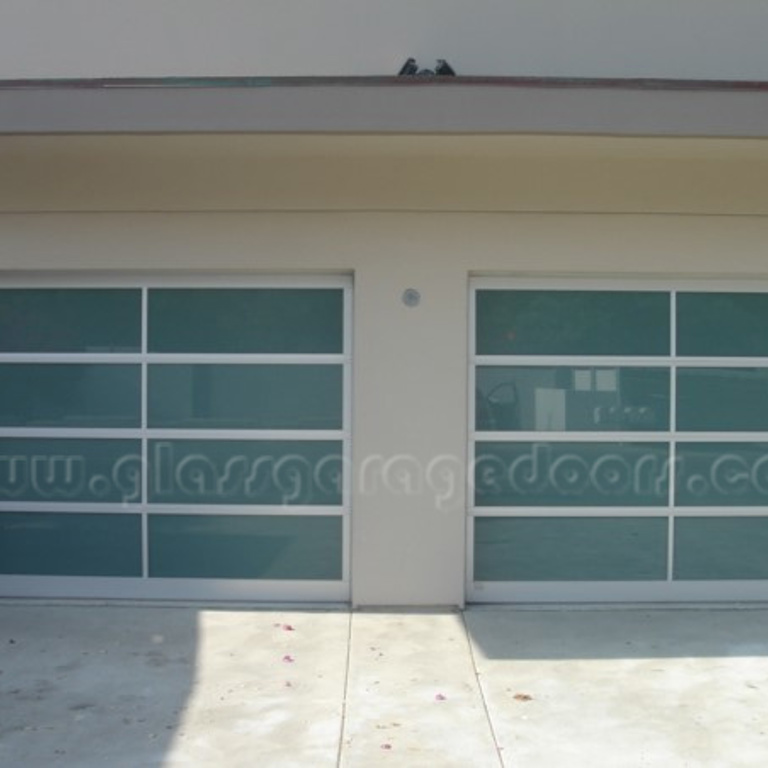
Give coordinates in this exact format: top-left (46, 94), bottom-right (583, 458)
top-left (464, 607), bottom-right (768, 661)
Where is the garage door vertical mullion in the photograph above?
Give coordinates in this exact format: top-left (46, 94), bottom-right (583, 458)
top-left (342, 284), bottom-right (353, 587)
top-left (667, 289), bottom-right (677, 583)
top-left (141, 286), bottom-right (149, 580)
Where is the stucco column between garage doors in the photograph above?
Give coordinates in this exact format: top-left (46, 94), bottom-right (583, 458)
top-left (351, 261), bottom-right (468, 607)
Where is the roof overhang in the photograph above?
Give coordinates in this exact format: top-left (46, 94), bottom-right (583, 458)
top-left (1, 76), bottom-right (768, 137)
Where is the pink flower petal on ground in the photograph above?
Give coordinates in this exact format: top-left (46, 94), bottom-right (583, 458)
top-left (381, 744), bottom-right (392, 750)
top-left (282, 654), bottom-right (295, 663)
top-left (513, 693), bottom-right (533, 702)
top-left (282, 624), bottom-right (295, 631)
top-left (435, 693), bottom-right (447, 701)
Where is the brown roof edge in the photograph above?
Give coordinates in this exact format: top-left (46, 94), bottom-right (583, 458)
top-left (2, 75), bottom-right (768, 92)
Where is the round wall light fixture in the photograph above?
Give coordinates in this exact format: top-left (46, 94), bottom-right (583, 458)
top-left (402, 288), bottom-right (421, 308)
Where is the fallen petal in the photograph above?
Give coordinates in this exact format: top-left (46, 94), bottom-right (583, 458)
top-left (435, 693), bottom-right (447, 701)
top-left (282, 624), bottom-right (296, 632)
top-left (282, 655), bottom-right (295, 664)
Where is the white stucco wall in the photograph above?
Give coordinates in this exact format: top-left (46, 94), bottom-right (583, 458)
top-left (1, 0), bottom-right (768, 80)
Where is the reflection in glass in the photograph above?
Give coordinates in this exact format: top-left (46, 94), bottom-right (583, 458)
top-left (474, 516), bottom-right (667, 581)
top-left (677, 368), bottom-right (768, 432)
top-left (476, 366), bottom-right (669, 431)
top-left (475, 290), bottom-right (670, 356)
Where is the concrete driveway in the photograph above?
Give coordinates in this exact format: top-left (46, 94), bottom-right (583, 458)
top-left (1, 603), bottom-right (768, 767)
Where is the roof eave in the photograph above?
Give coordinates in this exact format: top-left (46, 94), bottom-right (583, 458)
top-left (1, 76), bottom-right (767, 137)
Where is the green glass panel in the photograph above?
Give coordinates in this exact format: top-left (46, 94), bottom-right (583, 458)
top-left (474, 441), bottom-right (669, 507)
top-left (148, 364), bottom-right (342, 430)
top-left (678, 293), bottom-right (768, 357)
top-left (148, 514), bottom-right (342, 580)
top-left (148, 439), bottom-right (342, 505)
top-left (674, 517), bottom-right (768, 580)
top-left (476, 366), bottom-right (669, 432)
top-left (148, 288), bottom-right (344, 354)
top-left (677, 368), bottom-right (768, 432)
top-left (475, 290), bottom-right (670, 356)
top-left (0, 439), bottom-right (141, 503)
top-left (0, 364), bottom-right (141, 428)
top-left (0, 512), bottom-right (141, 576)
top-left (474, 516), bottom-right (667, 581)
top-left (0, 289), bottom-right (141, 353)
top-left (675, 442), bottom-right (768, 506)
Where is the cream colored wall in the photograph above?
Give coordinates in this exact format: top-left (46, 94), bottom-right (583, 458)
top-left (3, 135), bottom-right (768, 216)
top-left (3, 133), bottom-right (768, 604)
top-left (2, 0), bottom-right (768, 80)
top-left (3, 211), bottom-right (768, 605)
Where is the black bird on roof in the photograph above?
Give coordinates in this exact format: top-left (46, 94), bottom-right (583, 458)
top-left (398, 58), bottom-right (457, 77)
top-left (434, 59), bottom-right (456, 76)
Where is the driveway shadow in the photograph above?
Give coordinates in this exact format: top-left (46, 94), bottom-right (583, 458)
top-left (0, 603), bottom-right (350, 768)
top-left (465, 606), bottom-right (768, 660)
top-left (0, 604), bottom-right (197, 767)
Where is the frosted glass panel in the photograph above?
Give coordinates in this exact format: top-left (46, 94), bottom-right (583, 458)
top-left (476, 366), bottom-right (669, 432)
top-left (148, 364), bottom-right (342, 429)
top-left (677, 368), bottom-right (768, 432)
top-left (675, 518), bottom-right (768, 580)
top-left (474, 441), bottom-right (669, 507)
top-left (474, 517), bottom-right (667, 581)
top-left (149, 514), bottom-right (342, 580)
top-left (0, 364), bottom-right (140, 428)
top-left (0, 438), bottom-right (142, 503)
top-left (678, 293), bottom-right (768, 357)
top-left (0, 289), bottom-right (140, 352)
top-left (147, 439), bottom-right (342, 505)
top-left (148, 288), bottom-right (343, 353)
top-left (476, 290), bottom-right (670, 356)
top-left (675, 442), bottom-right (768, 506)
top-left (0, 512), bottom-right (141, 576)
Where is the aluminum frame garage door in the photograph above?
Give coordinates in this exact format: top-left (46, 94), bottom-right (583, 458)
top-left (0, 275), bottom-right (351, 602)
top-left (469, 278), bottom-right (768, 603)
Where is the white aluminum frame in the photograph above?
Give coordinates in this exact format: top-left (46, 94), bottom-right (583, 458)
top-left (469, 276), bottom-right (768, 603)
top-left (0, 273), bottom-right (352, 602)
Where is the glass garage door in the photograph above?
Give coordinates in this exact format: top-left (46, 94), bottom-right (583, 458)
top-left (470, 280), bottom-right (768, 602)
top-left (0, 278), bottom-right (350, 601)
